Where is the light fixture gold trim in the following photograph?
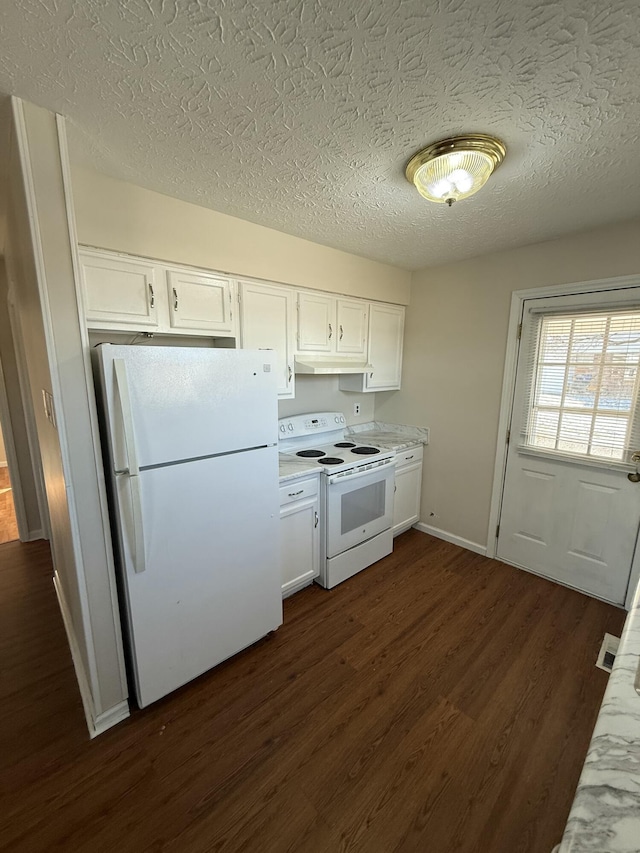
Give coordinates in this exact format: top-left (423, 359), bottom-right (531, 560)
top-left (406, 134), bottom-right (506, 206)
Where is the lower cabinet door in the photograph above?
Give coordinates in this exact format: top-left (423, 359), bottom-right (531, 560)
top-left (280, 492), bottom-right (320, 597)
top-left (393, 460), bottom-right (423, 536)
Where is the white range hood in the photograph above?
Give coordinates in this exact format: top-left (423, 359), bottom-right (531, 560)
top-left (294, 356), bottom-right (372, 375)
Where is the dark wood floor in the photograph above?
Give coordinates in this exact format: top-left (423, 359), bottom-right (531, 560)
top-left (0, 531), bottom-right (625, 853)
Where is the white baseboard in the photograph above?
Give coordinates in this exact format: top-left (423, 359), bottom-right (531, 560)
top-left (53, 571), bottom-right (129, 738)
top-left (414, 522), bottom-right (487, 557)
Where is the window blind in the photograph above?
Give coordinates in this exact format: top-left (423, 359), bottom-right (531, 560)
top-left (521, 308), bottom-right (640, 464)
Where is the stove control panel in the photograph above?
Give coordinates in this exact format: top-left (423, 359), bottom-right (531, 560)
top-left (278, 411), bottom-right (346, 440)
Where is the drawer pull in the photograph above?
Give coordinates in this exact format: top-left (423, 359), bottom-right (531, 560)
top-left (405, 455), bottom-right (414, 460)
top-left (288, 489), bottom-right (303, 497)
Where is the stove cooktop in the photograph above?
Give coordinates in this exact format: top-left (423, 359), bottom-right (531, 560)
top-left (278, 411), bottom-right (395, 474)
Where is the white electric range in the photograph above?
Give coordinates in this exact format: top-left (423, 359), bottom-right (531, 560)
top-left (279, 412), bottom-right (396, 589)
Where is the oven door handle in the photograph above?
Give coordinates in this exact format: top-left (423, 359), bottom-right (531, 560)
top-left (327, 459), bottom-right (395, 485)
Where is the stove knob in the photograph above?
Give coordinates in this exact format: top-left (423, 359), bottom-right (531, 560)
top-left (288, 423), bottom-right (294, 431)
top-left (279, 424), bottom-right (286, 433)
top-left (334, 416), bottom-right (339, 423)
top-left (340, 416), bottom-right (345, 424)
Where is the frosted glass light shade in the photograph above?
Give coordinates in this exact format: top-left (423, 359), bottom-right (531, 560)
top-left (406, 135), bottom-right (506, 205)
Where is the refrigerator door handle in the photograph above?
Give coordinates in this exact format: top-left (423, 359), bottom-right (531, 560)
top-left (113, 358), bottom-right (146, 573)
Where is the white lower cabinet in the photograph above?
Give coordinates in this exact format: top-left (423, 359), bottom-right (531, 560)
top-left (279, 476), bottom-right (320, 597)
top-left (393, 445), bottom-right (423, 536)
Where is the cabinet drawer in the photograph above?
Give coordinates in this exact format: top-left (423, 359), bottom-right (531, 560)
top-left (396, 445), bottom-right (423, 467)
top-left (279, 477), bottom-right (319, 507)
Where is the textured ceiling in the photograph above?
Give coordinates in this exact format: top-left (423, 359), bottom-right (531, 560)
top-left (1, 0), bottom-right (639, 270)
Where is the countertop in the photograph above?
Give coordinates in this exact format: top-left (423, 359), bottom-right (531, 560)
top-left (346, 421), bottom-right (430, 452)
top-left (559, 580), bottom-right (640, 852)
top-left (278, 421), bottom-right (428, 481)
top-left (278, 454), bottom-right (322, 483)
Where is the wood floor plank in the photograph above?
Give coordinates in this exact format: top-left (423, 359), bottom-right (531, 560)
top-left (0, 530), bottom-right (626, 853)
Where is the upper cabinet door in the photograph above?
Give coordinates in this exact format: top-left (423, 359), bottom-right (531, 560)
top-left (297, 292), bottom-right (335, 352)
top-left (336, 299), bottom-right (368, 356)
top-left (239, 281), bottom-right (296, 399)
top-left (80, 250), bottom-right (159, 329)
top-left (366, 303), bottom-right (405, 390)
top-left (167, 270), bottom-right (236, 335)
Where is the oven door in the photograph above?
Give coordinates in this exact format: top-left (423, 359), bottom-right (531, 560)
top-left (326, 461), bottom-right (395, 558)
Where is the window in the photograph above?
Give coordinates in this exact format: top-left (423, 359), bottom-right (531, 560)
top-left (523, 309), bottom-right (640, 463)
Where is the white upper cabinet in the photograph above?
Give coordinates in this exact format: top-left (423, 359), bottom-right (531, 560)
top-left (80, 250), bottom-right (159, 329)
top-left (336, 299), bottom-right (368, 356)
top-left (239, 280), bottom-right (296, 399)
top-left (339, 302), bottom-right (405, 392)
top-left (297, 292), bottom-right (334, 352)
top-left (167, 270), bottom-right (236, 336)
top-left (297, 293), bottom-right (368, 357)
top-left (367, 302), bottom-right (405, 389)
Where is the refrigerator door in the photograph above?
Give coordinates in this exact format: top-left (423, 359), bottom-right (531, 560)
top-left (114, 445), bottom-right (281, 708)
top-left (95, 345), bottom-right (278, 470)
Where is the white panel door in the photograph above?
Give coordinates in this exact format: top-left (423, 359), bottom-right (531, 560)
top-left (239, 281), bottom-right (295, 398)
top-left (297, 292), bottom-right (335, 352)
top-left (115, 447), bottom-right (282, 708)
top-left (497, 292), bottom-right (640, 605)
top-left (336, 299), bottom-right (368, 356)
top-left (167, 269), bottom-right (235, 335)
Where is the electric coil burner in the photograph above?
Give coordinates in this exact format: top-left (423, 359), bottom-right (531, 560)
top-left (278, 411), bottom-right (396, 590)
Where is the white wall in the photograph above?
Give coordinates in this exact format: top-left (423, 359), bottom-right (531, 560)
top-left (4, 99), bottom-right (127, 731)
top-left (278, 375), bottom-right (375, 425)
top-left (71, 166), bottom-right (411, 305)
top-left (376, 217), bottom-right (640, 549)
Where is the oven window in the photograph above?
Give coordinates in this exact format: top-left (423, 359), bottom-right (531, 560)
top-left (341, 481), bottom-right (386, 534)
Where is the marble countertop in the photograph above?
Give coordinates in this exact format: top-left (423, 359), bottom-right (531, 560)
top-left (559, 581), bottom-right (640, 853)
top-left (346, 421), bottom-right (429, 452)
top-left (278, 454), bottom-right (322, 483)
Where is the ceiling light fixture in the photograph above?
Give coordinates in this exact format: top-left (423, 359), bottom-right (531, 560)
top-left (406, 134), bottom-right (506, 207)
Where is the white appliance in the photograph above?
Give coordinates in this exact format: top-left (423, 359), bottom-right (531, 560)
top-left (279, 412), bottom-right (395, 588)
top-left (93, 344), bottom-right (282, 709)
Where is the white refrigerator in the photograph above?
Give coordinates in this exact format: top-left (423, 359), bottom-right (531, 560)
top-left (93, 344), bottom-right (282, 708)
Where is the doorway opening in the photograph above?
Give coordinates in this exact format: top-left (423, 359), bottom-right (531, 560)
top-left (0, 463), bottom-right (19, 543)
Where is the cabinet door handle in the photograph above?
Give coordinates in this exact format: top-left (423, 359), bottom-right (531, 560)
top-left (288, 489), bottom-right (303, 497)
top-left (148, 282), bottom-right (155, 308)
top-left (394, 485), bottom-right (397, 493)
top-left (328, 323), bottom-right (333, 340)
top-left (288, 364), bottom-right (292, 383)
top-left (173, 287), bottom-right (178, 311)
top-left (369, 372), bottom-right (374, 378)
top-left (314, 511), bottom-right (319, 528)
top-left (339, 324), bottom-right (344, 340)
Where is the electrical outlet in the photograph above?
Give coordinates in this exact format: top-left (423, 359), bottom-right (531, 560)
top-left (353, 403), bottom-right (361, 416)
